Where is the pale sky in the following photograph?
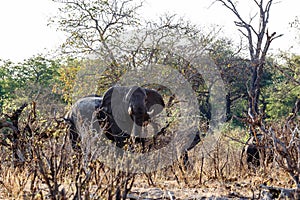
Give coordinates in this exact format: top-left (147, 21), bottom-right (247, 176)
top-left (0, 0), bottom-right (299, 62)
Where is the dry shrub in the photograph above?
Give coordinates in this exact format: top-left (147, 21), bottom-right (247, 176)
top-left (189, 130), bottom-right (244, 182)
top-left (137, 129), bottom-right (246, 188)
top-left (1, 99), bottom-right (299, 199)
top-left (0, 102), bottom-right (136, 199)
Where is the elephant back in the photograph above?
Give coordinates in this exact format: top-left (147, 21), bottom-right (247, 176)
top-left (64, 96), bottom-right (103, 128)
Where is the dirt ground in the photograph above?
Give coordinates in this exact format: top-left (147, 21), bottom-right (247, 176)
top-left (126, 171), bottom-right (298, 200)
top-left (127, 179), bottom-right (259, 199)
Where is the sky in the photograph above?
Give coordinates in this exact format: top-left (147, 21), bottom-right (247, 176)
top-left (0, 0), bottom-right (299, 62)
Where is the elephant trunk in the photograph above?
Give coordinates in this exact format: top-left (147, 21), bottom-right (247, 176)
top-left (132, 115), bottom-right (143, 138)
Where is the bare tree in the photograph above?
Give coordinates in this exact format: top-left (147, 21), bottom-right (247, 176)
top-left (51, 0), bottom-right (221, 96)
top-left (51, 0), bottom-right (144, 89)
top-left (51, 0), bottom-right (143, 65)
top-left (214, 0), bottom-right (282, 128)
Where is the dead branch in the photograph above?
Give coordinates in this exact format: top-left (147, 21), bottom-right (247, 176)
top-left (4, 103), bottom-right (28, 129)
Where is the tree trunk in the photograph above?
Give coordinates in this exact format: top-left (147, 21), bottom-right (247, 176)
top-left (226, 92), bottom-right (231, 122)
top-left (249, 62), bottom-right (262, 118)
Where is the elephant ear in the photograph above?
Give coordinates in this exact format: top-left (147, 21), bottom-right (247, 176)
top-left (101, 86), bottom-right (128, 116)
top-left (101, 87), bottom-right (113, 113)
top-left (145, 89), bottom-right (165, 117)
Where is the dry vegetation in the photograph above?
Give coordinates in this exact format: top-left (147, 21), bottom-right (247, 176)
top-left (0, 100), bottom-right (299, 199)
top-left (1, 0), bottom-right (299, 199)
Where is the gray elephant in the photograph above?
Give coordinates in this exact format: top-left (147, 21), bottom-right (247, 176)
top-left (64, 94), bottom-right (103, 150)
top-left (241, 133), bottom-right (273, 170)
top-left (64, 86), bottom-right (165, 150)
top-left (245, 135), bottom-right (261, 168)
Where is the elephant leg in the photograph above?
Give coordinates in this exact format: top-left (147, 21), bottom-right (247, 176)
top-left (69, 123), bottom-right (81, 153)
top-left (116, 138), bottom-right (126, 149)
top-left (136, 137), bottom-right (146, 152)
top-left (129, 137), bottom-right (146, 152)
top-left (182, 150), bottom-right (190, 170)
top-left (246, 145), bottom-right (260, 170)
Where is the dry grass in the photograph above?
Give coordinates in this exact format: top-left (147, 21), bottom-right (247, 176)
top-left (0, 103), bottom-right (298, 199)
top-left (0, 130), bottom-right (296, 199)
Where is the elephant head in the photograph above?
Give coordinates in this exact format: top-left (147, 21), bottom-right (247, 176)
top-left (100, 86), bottom-right (165, 138)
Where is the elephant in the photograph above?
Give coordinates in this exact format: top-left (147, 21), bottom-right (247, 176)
top-left (181, 130), bottom-right (204, 169)
top-left (241, 133), bottom-right (273, 170)
top-left (240, 134), bottom-right (261, 170)
top-left (64, 94), bottom-right (104, 150)
top-left (64, 86), bottom-right (165, 150)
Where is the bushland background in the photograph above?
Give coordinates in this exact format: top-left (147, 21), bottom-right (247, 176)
top-left (0, 0), bottom-right (299, 199)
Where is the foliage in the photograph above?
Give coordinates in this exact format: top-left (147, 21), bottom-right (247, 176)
top-left (207, 38), bottom-right (250, 122)
top-left (0, 56), bottom-right (61, 113)
top-left (53, 57), bottom-right (82, 104)
top-left (263, 54), bottom-right (300, 120)
top-left (0, 60), bottom-right (15, 113)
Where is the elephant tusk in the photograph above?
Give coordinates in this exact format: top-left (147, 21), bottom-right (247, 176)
top-left (147, 109), bottom-right (155, 117)
top-left (128, 106), bottom-right (133, 115)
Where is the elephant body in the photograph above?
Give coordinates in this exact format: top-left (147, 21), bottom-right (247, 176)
top-left (245, 134), bottom-right (263, 169)
top-left (182, 130), bottom-right (203, 169)
top-left (64, 95), bottom-right (104, 150)
top-left (242, 134), bottom-right (273, 169)
top-left (246, 142), bottom-right (260, 168)
top-left (64, 86), bottom-right (165, 150)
